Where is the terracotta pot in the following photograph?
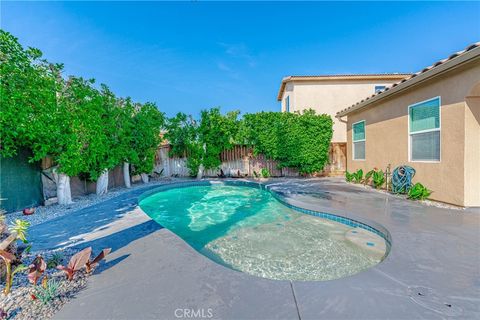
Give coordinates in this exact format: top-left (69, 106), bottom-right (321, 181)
top-left (23, 207), bottom-right (35, 215)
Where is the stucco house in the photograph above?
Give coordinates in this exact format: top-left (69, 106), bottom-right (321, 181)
top-left (277, 74), bottom-right (410, 142)
top-left (277, 74), bottom-right (410, 175)
top-left (336, 43), bottom-right (480, 207)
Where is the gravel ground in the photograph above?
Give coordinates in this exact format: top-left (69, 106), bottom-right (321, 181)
top-left (2, 177), bottom-right (196, 319)
top-left (5, 177), bottom-right (184, 227)
top-left (0, 248), bottom-right (93, 320)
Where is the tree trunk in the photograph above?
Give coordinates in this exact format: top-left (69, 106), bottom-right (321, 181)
top-left (197, 165), bottom-right (204, 180)
top-left (0, 232), bottom-right (17, 251)
top-left (55, 172), bottom-right (73, 205)
top-left (123, 162), bottom-right (131, 188)
top-left (141, 173), bottom-right (149, 184)
top-left (197, 143), bottom-right (206, 180)
top-left (96, 170), bottom-right (109, 195)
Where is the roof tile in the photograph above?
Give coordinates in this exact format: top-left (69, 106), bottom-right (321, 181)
top-left (336, 42), bottom-right (480, 116)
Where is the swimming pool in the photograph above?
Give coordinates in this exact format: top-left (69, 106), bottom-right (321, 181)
top-left (139, 181), bottom-right (389, 281)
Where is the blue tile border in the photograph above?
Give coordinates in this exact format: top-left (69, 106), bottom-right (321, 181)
top-left (139, 179), bottom-right (392, 253)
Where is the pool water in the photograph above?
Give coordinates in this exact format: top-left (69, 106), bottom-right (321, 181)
top-left (139, 183), bottom-right (387, 281)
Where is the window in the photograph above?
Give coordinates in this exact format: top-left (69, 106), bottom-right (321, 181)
top-left (352, 120), bottom-right (366, 160)
top-left (375, 85), bottom-right (386, 93)
top-left (285, 96), bottom-right (290, 112)
top-left (409, 97), bottom-right (441, 162)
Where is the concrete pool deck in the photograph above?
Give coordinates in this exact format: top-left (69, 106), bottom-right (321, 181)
top-left (27, 178), bottom-right (480, 319)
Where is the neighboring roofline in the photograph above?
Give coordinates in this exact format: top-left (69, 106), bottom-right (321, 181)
top-left (336, 42), bottom-right (480, 117)
top-left (276, 74), bottom-right (411, 101)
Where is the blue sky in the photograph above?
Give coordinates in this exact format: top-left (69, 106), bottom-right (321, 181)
top-left (2, 1), bottom-right (479, 117)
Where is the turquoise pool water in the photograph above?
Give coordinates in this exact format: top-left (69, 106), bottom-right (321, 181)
top-left (139, 183), bottom-right (387, 281)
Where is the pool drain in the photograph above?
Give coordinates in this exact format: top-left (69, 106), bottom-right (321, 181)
top-left (407, 286), bottom-right (462, 317)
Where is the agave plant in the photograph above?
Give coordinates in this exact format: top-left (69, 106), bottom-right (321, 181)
top-left (33, 277), bottom-right (60, 304)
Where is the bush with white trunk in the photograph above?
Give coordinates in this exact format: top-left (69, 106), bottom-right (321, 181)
top-left (0, 30), bottom-right (165, 204)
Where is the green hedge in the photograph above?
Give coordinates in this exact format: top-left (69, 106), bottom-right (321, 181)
top-left (0, 30), bottom-right (164, 180)
top-left (166, 109), bottom-right (333, 176)
top-left (240, 110), bottom-right (333, 174)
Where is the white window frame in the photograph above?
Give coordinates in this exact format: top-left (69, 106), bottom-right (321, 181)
top-left (352, 120), bottom-right (366, 161)
top-left (285, 96), bottom-right (290, 112)
top-left (408, 96), bottom-right (441, 163)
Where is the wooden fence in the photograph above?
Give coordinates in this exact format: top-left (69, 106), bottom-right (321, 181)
top-left (154, 143), bottom-right (346, 178)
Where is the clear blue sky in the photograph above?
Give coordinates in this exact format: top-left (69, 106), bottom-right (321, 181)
top-left (2, 1), bottom-right (479, 117)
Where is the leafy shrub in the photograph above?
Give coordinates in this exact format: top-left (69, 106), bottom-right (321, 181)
top-left (352, 169), bottom-right (363, 183)
top-left (86, 248), bottom-right (111, 273)
top-left (57, 247), bottom-right (110, 280)
top-left (345, 171), bottom-right (354, 182)
top-left (240, 110), bottom-right (333, 174)
top-left (0, 30), bottom-right (165, 192)
top-left (34, 278), bottom-right (60, 304)
top-left (261, 168), bottom-right (270, 178)
top-left (46, 252), bottom-right (64, 269)
top-left (372, 170), bottom-right (385, 189)
top-left (365, 169), bottom-right (385, 189)
top-left (0, 250), bottom-right (28, 295)
top-left (407, 183), bottom-right (432, 200)
top-left (28, 256), bottom-right (46, 285)
top-left (9, 219), bottom-right (30, 243)
top-left (364, 169), bottom-right (373, 185)
top-left (57, 247), bottom-right (92, 280)
top-left (0, 218), bottom-right (30, 295)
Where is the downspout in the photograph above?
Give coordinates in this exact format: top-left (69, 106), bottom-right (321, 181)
top-left (336, 114), bottom-right (348, 173)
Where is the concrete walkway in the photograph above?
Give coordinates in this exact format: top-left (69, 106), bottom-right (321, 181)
top-left (28, 178), bottom-right (480, 319)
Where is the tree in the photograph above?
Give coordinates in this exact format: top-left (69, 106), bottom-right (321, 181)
top-left (198, 108), bottom-right (239, 174)
top-left (0, 29), bottom-right (165, 204)
top-left (0, 30), bottom-right (57, 158)
top-left (165, 108), bottom-right (240, 178)
top-left (81, 85), bottom-right (130, 195)
top-left (116, 98), bottom-right (136, 188)
top-left (164, 112), bottom-right (201, 177)
top-left (129, 102), bottom-right (165, 182)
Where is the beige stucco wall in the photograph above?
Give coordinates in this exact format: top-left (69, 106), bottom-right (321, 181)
top-left (281, 79), bottom-right (400, 142)
top-left (464, 89), bottom-right (480, 206)
top-left (345, 62), bottom-right (480, 207)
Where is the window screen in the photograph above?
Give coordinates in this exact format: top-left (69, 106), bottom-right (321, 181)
top-left (409, 97), bottom-right (440, 161)
top-left (352, 121), bottom-right (365, 160)
top-left (409, 98), bottom-right (440, 133)
top-left (353, 121), bottom-right (365, 141)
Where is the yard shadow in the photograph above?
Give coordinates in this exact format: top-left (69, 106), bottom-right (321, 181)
top-left (94, 254), bottom-right (130, 274)
top-left (28, 186), bottom-right (164, 252)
